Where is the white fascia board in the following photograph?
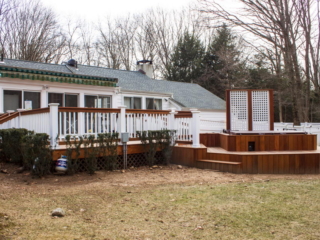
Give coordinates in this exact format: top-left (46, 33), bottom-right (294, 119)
top-left (0, 78), bottom-right (119, 93)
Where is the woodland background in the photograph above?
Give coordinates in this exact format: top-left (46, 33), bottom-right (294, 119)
top-left (0, 0), bottom-right (319, 124)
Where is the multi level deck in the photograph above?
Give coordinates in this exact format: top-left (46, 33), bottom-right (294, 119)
top-left (172, 132), bottom-right (320, 174)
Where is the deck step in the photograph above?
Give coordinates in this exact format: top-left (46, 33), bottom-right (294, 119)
top-left (197, 159), bottom-right (242, 165)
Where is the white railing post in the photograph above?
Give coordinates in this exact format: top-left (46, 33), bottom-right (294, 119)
top-left (78, 112), bottom-right (84, 136)
top-left (6, 110), bottom-right (15, 128)
top-left (49, 103), bottom-right (59, 148)
top-left (169, 108), bottom-right (176, 130)
top-left (119, 105), bottom-right (126, 133)
top-left (191, 109), bottom-right (200, 147)
top-left (0, 87), bottom-right (3, 114)
top-left (17, 109), bottom-right (26, 128)
top-left (168, 108), bottom-right (177, 145)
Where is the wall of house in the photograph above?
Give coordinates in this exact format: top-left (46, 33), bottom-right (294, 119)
top-left (199, 110), bottom-right (226, 133)
top-left (117, 91), bottom-right (173, 110)
top-left (0, 78), bottom-right (176, 112)
top-left (0, 78), bottom-right (227, 135)
top-left (0, 78), bottom-right (117, 112)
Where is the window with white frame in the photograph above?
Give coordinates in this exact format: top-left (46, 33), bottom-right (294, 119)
top-left (48, 93), bottom-right (78, 107)
top-left (124, 97), bottom-right (142, 109)
top-left (4, 90), bottom-right (40, 112)
top-left (146, 98), bottom-right (162, 110)
top-left (85, 95), bottom-right (111, 108)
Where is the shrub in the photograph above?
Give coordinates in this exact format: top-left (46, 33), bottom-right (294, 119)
top-left (98, 133), bottom-right (119, 171)
top-left (84, 135), bottom-right (97, 175)
top-left (0, 128), bottom-right (28, 164)
top-left (22, 132), bottom-right (52, 177)
top-left (137, 130), bottom-right (175, 166)
top-left (159, 130), bottom-right (176, 165)
top-left (65, 135), bottom-right (83, 175)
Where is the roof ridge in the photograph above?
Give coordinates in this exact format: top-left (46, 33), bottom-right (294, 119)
top-left (153, 79), bottom-right (201, 86)
top-left (76, 63), bottom-right (145, 74)
top-left (4, 58), bottom-right (64, 67)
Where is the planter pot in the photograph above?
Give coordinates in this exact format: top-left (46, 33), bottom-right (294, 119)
top-left (56, 156), bottom-right (68, 172)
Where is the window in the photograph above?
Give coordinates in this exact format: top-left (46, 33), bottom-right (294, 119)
top-left (65, 94), bottom-right (78, 107)
top-left (3, 90), bottom-right (41, 112)
top-left (4, 90), bottom-right (21, 112)
top-left (48, 93), bottom-right (63, 106)
top-left (85, 95), bottom-right (111, 108)
top-left (146, 98), bottom-right (162, 110)
top-left (124, 97), bottom-right (142, 109)
top-left (24, 92), bottom-right (40, 110)
top-left (48, 93), bottom-right (78, 107)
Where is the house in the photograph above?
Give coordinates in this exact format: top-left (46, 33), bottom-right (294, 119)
top-left (0, 58), bottom-right (226, 133)
top-left (2, 58), bottom-right (320, 174)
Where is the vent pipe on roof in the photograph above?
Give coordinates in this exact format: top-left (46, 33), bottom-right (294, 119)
top-left (67, 59), bottom-right (77, 67)
top-left (136, 60), bottom-right (153, 78)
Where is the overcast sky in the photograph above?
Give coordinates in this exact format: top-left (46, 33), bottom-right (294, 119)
top-left (41, 0), bottom-right (197, 22)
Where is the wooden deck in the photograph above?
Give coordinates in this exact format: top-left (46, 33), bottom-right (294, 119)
top-left (200, 132), bottom-right (317, 151)
top-left (51, 133), bottom-right (320, 174)
top-left (171, 133), bottom-right (320, 174)
top-left (52, 141), bottom-right (145, 160)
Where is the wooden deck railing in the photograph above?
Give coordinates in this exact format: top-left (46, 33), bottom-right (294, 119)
top-left (0, 106), bottom-right (201, 148)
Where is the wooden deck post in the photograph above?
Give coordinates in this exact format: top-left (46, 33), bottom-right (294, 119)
top-left (191, 109), bottom-right (200, 147)
top-left (49, 103), bottom-right (59, 148)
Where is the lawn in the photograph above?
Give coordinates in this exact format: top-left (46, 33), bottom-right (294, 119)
top-left (1, 166), bottom-right (320, 239)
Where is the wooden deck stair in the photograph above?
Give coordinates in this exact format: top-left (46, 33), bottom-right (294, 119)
top-left (172, 134), bottom-right (320, 174)
top-left (196, 159), bottom-right (242, 173)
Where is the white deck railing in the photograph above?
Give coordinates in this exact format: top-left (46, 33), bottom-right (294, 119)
top-left (0, 108), bottom-right (51, 135)
top-left (274, 122), bottom-right (320, 145)
top-left (58, 110), bottom-right (120, 138)
top-left (125, 112), bottom-right (170, 138)
top-left (175, 117), bottom-right (192, 141)
top-left (0, 105), bottom-right (201, 148)
top-left (200, 119), bottom-right (226, 133)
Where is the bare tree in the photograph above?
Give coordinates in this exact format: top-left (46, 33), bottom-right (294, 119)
top-left (96, 18), bottom-right (124, 69)
top-left (1, 0), bottom-right (66, 63)
top-left (0, 0), bottom-right (16, 53)
top-left (198, 0), bottom-right (319, 124)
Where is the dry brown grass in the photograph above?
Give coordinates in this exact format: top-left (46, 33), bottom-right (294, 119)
top-left (1, 164), bottom-right (320, 239)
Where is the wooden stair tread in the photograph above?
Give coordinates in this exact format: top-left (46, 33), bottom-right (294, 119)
top-left (197, 159), bottom-right (241, 165)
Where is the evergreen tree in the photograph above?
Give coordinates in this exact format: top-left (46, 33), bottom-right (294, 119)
top-left (197, 24), bottom-right (246, 99)
top-left (164, 32), bottom-right (205, 83)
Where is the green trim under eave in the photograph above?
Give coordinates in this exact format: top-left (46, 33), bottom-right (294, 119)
top-left (0, 71), bottom-right (117, 87)
top-left (0, 66), bottom-right (118, 83)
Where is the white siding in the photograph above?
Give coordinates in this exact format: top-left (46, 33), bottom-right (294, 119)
top-left (199, 110), bottom-right (226, 133)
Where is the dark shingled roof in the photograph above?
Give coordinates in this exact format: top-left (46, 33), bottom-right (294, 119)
top-left (1, 58), bottom-right (226, 110)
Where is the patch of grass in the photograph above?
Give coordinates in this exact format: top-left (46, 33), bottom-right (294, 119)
top-left (0, 212), bottom-right (15, 235)
top-left (1, 180), bottom-right (320, 239)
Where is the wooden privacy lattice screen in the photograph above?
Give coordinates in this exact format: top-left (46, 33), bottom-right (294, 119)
top-left (227, 89), bottom-right (274, 131)
top-left (252, 90), bottom-right (270, 130)
top-left (230, 90), bottom-right (248, 131)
